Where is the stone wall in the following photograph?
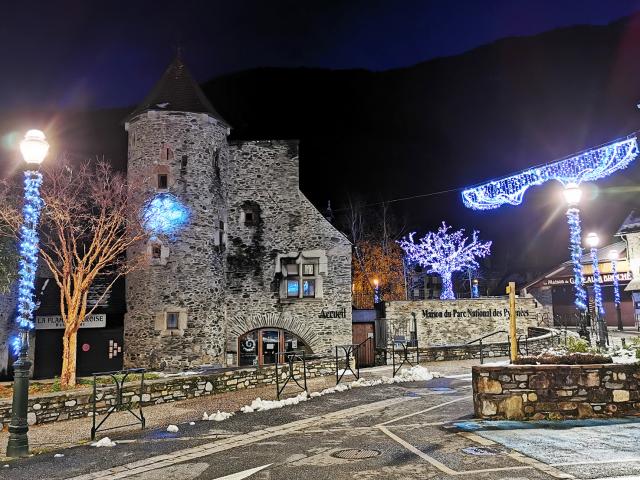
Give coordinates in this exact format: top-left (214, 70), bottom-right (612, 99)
top-left (384, 297), bottom-right (544, 346)
top-left (0, 357), bottom-right (336, 428)
top-left (125, 111), bottom-right (229, 370)
top-left (473, 363), bottom-right (640, 420)
top-left (225, 141), bottom-right (352, 360)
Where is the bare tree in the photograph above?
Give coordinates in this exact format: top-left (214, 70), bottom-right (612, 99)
top-left (339, 198), bottom-right (407, 308)
top-left (0, 161), bottom-right (152, 387)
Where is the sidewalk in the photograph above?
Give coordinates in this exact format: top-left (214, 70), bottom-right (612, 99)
top-left (0, 358), bottom-right (481, 459)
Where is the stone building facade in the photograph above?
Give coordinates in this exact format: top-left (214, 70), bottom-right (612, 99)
top-left (124, 57), bottom-right (351, 370)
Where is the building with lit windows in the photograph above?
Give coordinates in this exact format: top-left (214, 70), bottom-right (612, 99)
top-left (123, 56), bottom-right (352, 370)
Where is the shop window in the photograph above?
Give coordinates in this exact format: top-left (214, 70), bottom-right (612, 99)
top-left (166, 312), bottom-right (179, 330)
top-left (238, 328), bottom-right (311, 367)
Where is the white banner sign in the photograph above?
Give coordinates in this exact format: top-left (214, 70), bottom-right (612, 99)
top-left (35, 314), bottom-right (106, 330)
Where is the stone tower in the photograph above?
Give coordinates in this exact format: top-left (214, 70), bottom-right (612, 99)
top-left (123, 56), bottom-right (230, 370)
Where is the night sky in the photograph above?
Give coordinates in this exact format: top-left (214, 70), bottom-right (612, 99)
top-left (2, 0), bottom-right (640, 109)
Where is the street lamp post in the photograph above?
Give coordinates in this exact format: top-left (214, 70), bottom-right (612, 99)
top-left (6, 130), bottom-right (48, 458)
top-left (373, 279), bottom-right (381, 305)
top-left (472, 278), bottom-right (479, 298)
top-left (586, 232), bottom-right (608, 348)
top-left (563, 183), bottom-right (589, 339)
top-left (609, 249), bottom-right (623, 331)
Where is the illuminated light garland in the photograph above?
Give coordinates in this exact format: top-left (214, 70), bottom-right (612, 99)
top-left (611, 258), bottom-right (621, 306)
top-left (13, 171), bottom-right (44, 355)
top-left (566, 208), bottom-right (587, 311)
top-left (590, 247), bottom-right (605, 316)
top-left (142, 193), bottom-right (190, 235)
top-left (398, 223), bottom-right (491, 300)
top-left (462, 137), bottom-right (639, 210)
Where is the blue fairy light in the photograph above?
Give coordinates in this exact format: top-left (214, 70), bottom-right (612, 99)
top-left (611, 258), bottom-right (621, 307)
top-left (13, 171), bottom-right (44, 354)
top-left (566, 208), bottom-right (587, 311)
top-left (143, 193), bottom-right (190, 235)
top-left (462, 137), bottom-right (638, 210)
top-left (590, 247), bottom-right (605, 316)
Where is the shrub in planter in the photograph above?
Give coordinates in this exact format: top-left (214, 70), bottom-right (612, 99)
top-left (514, 352), bottom-right (612, 365)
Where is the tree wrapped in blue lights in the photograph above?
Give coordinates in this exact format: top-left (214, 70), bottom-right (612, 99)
top-left (566, 208), bottom-right (587, 311)
top-left (398, 223), bottom-right (491, 300)
top-left (590, 247), bottom-right (605, 316)
top-left (611, 257), bottom-right (621, 307)
top-left (13, 171), bottom-right (44, 354)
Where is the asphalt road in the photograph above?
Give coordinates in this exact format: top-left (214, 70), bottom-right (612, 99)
top-left (4, 372), bottom-right (640, 480)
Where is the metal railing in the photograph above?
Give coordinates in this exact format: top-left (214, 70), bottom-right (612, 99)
top-left (334, 336), bottom-right (374, 385)
top-left (391, 341), bottom-right (419, 377)
top-left (274, 350), bottom-right (308, 400)
top-left (466, 330), bottom-right (509, 365)
top-left (91, 368), bottom-right (146, 441)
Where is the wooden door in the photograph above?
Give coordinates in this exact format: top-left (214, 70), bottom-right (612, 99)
top-left (352, 323), bottom-right (375, 368)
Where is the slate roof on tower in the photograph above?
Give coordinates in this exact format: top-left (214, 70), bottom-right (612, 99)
top-left (127, 55), bottom-right (229, 125)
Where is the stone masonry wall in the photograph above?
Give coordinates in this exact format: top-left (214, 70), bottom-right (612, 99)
top-left (384, 297), bottom-right (544, 346)
top-left (124, 111), bottom-right (229, 370)
top-left (473, 364), bottom-right (640, 420)
top-left (0, 357), bottom-right (336, 428)
top-left (225, 141), bottom-right (352, 359)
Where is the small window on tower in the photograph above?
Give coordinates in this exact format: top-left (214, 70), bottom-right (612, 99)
top-left (158, 174), bottom-right (168, 189)
top-left (166, 312), bottom-right (179, 330)
top-left (180, 155), bottom-right (187, 175)
top-left (219, 220), bottom-right (226, 247)
top-left (151, 244), bottom-right (162, 259)
top-left (245, 211), bottom-right (254, 225)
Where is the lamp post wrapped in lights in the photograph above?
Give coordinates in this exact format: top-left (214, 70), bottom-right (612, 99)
top-left (609, 249), bottom-right (623, 331)
top-left (586, 232), bottom-right (608, 347)
top-left (563, 183), bottom-right (589, 339)
top-left (6, 130), bottom-right (48, 458)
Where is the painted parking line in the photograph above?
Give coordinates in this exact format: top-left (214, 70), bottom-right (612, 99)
top-left (375, 397), bottom-right (468, 426)
top-left (374, 397), bottom-right (575, 479)
top-left (213, 464), bottom-right (272, 480)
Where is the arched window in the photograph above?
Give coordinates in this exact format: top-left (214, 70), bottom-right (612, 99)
top-left (238, 328), bottom-right (311, 366)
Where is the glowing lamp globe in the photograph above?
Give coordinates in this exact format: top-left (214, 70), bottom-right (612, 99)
top-left (609, 249), bottom-right (619, 261)
top-left (586, 232), bottom-right (600, 248)
top-left (373, 279), bottom-right (379, 288)
top-left (20, 129), bottom-right (49, 165)
top-left (563, 183), bottom-right (582, 206)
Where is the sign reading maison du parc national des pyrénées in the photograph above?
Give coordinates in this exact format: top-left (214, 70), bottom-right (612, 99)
top-left (421, 307), bottom-right (530, 319)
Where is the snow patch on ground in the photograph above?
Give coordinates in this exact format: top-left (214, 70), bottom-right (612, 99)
top-left (54, 453), bottom-right (64, 458)
top-left (167, 424), bottom-right (179, 433)
top-left (92, 437), bottom-right (116, 447)
top-left (200, 366), bottom-right (439, 423)
top-left (611, 348), bottom-right (638, 364)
